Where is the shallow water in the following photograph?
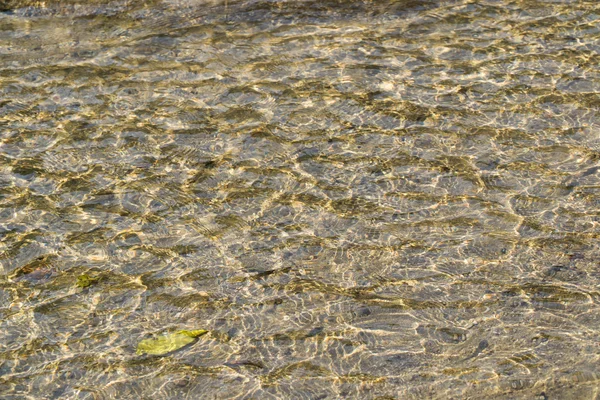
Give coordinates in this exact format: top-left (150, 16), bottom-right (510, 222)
top-left (1, 0), bottom-right (600, 398)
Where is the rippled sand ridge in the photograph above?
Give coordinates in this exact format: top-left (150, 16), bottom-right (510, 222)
top-left (1, 0), bottom-right (600, 398)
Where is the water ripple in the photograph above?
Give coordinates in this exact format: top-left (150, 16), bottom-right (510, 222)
top-left (1, 0), bottom-right (600, 398)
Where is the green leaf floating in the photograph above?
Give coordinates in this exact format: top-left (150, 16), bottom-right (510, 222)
top-left (76, 274), bottom-right (97, 288)
top-left (136, 329), bottom-right (208, 356)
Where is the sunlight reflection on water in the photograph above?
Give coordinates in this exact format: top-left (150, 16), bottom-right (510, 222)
top-left (1, 0), bottom-right (600, 398)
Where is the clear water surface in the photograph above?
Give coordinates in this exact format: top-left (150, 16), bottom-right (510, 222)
top-left (1, 0), bottom-right (600, 398)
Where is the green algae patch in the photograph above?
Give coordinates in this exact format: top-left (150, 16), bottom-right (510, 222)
top-left (76, 274), bottom-right (98, 288)
top-left (136, 330), bottom-right (208, 356)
